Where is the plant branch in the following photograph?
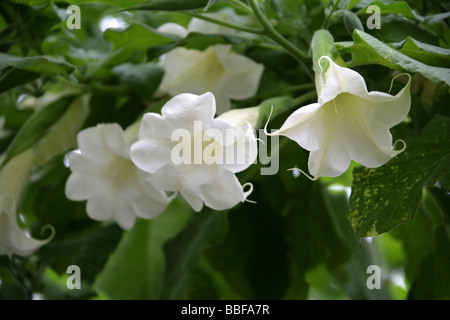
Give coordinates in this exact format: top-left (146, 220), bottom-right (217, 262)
top-left (181, 11), bottom-right (265, 35)
top-left (248, 0), bottom-right (313, 80)
top-left (322, 0), bottom-right (342, 29)
top-left (248, 0), bottom-right (309, 62)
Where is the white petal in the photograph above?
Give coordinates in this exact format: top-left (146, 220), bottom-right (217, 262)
top-left (139, 113), bottom-right (175, 140)
top-left (100, 123), bottom-right (129, 158)
top-left (66, 173), bottom-right (98, 201)
top-left (131, 170), bottom-right (171, 219)
top-left (317, 56), bottom-right (370, 105)
top-left (131, 192), bottom-right (169, 220)
top-left (331, 94), bottom-right (399, 168)
top-left (159, 47), bottom-right (223, 96)
top-left (180, 188), bottom-right (204, 212)
top-left (217, 106), bottom-right (260, 128)
top-left (199, 169), bottom-right (245, 211)
top-left (150, 163), bottom-right (210, 211)
top-left (67, 152), bottom-right (102, 174)
top-left (363, 80), bottom-right (411, 128)
top-left (0, 203), bottom-right (52, 257)
top-left (150, 162), bottom-right (185, 191)
top-left (219, 53), bottom-right (264, 100)
top-left (77, 126), bottom-right (112, 163)
top-left (277, 103), bottom-right (323, 152)
top-left (86, 191), bottom-right (113, 222)
top-left (130, 139), bottom-right (173, 174)
top-left (157, 22), bottom-right (188, 38)
top-left (221, 124), bottom-right (258, 173)
top-left (161, 92), bottom-right (216, 121)
top-left (112, 201), bottom-right (136, 230)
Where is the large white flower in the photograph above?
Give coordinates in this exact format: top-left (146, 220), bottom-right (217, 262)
top-left (65, 123), bottom-right (172, 230)
top-left (158, 45), bottom-right (264, 115)
top-left (272, 56), bottom-right (411, 179)
top-left (130, 92), bottom-right (257, 212)
top-left (0, 195), bottom-right (52, 257)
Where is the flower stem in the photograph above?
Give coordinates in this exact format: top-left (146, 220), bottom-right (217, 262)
top-left (181, 11), bottom-right (265, 35)
top-left (248, 0), bottom-right (309, 62)
top-left (247, 0), bottom-right (312, 80)
top-left (321, 0), bottom-right (342, 29)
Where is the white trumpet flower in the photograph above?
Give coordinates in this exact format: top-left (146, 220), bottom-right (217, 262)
top-left (65, 123), bottom-right (172, 230)
top-left (130, 92), bottom-right (257, 212)
top-left (158, 45), bottom-right (263, 115)
top-left (272, 56), bottom-right (411, 179)
top-left (0, 195), bottom-right (53, 257)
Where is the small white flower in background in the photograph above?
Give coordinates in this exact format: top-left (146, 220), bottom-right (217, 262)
top-left (158, 45), bottom-right (263, 115)
top-left (0, 115), bottom-right (10, 139)
top-left (272, 56), bottom-right (411, 179)
top-left (157, 8), bottom-right (251, 38)
top-left (0, 195), bottom-right (53, 257)
top-left (65, 123), bottom-right (172, 230)
top-left (130, 92), bottom-right (257, 212)
top-left (157, 22), bottom-right (189, 38)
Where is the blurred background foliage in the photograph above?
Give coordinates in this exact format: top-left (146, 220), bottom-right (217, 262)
top-left (0, 0), bottom-right (448, 300)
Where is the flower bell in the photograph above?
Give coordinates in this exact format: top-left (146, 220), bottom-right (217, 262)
top-left (65, 123), bottom-right (172, 230)
top-left (271, 56), bottom-right (411, 179)
top-left (130, 92), bottom-right (257, 212)
top-left (158, 45), bottom-right (263, 115)
top-left (0, 195), bottom-right (53, 257)
top-left (0, 150), bottom-right (53, 257)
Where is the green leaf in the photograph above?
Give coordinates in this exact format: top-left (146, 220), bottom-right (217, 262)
top-left (94, 198), bottom-right (190, 299)
top-left (112, 63), bottom-right (163, 100)
top-left (283, 184), bottom-right (351, 299)
top-left (343, 10), bottom-right (364, 34)
top-left (98, 24), bottom-right (173, 76)
top-left (0, 69), bottom-right (40, 95)
top-left (311, 29), bottom-right (338, 73)
top-left (391, 37), bottom-right (450, 68)
top-left (158, 210), bottom-right (228, 300)
top-left (0, 53), bottom-right (74, 78)
top-left (0, 52), bottom-right (75, 94)
top-left (34, 95), bottom-right (89, 165)
top-left (104, 24), bottom-right (173, 51)
top-left (37, 224), bottom-right (123, 285)
top-left (178, 32), bottom-right (244, 51)
top-left (1, 96), bottom-right (75, 169)
top-left (209, 181), bottom-right (290, 299)
top-left (358, 0), bottom-right (420, 20)
top-left (349, 115), bottom-right (450, 237)
top-left (0, 148), bottom-right (34, 203)
top-left (391, 188), bottom-right (450, 300)
top-left (122, 0), bottom-right (209, 11)
top-left (10, 0), bottom-right (150, 7)
top-left (336, 30), bottom-right (450, 86)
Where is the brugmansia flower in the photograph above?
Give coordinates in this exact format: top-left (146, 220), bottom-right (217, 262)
top-left (65, 123), bottom-right (172, 230)
top-left (130, 92), bottom-right (257, 212)
top-left (0, 195), bottom-right (53, 257)
top-left (271, 56), bottom-right (411, 179)
top-left (158, 45), bottom-right (264, 114)
top-left (157, 8), bottom-right (251, 38)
